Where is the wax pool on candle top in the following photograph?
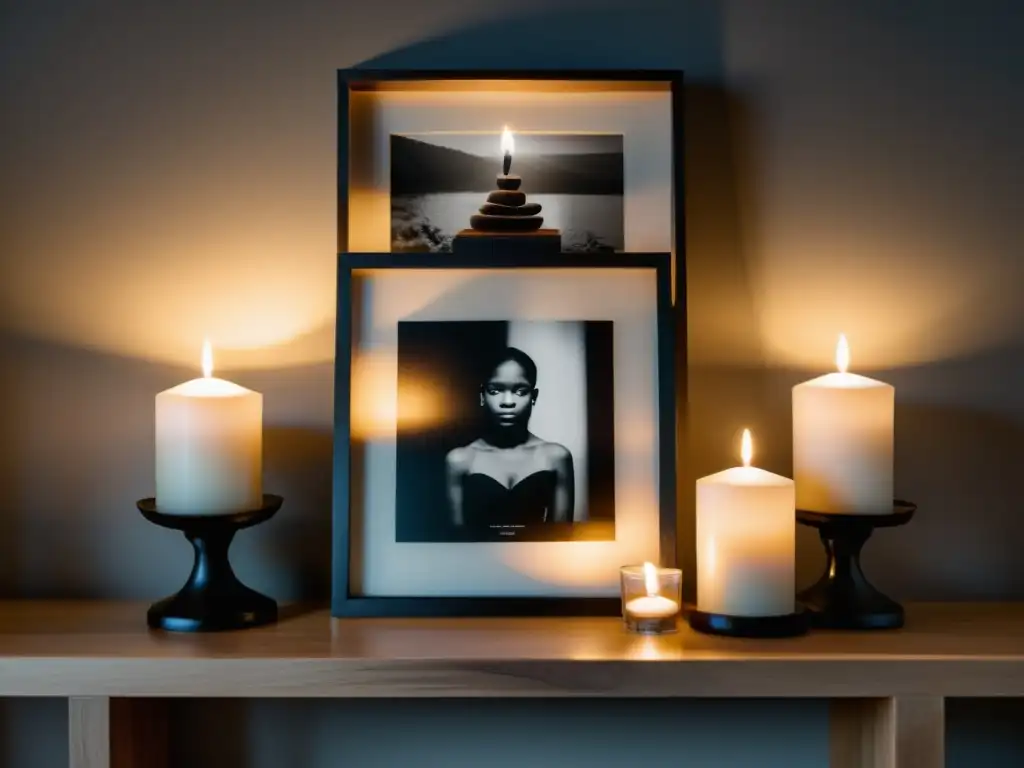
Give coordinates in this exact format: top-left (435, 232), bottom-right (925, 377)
top-left (155, 341), bottom-right (263, 515)
top-left (696, 430), bottom-right (795, 617)
top-left (792, 335), bottom-right (894, 515)
top-left (625, 595), bottom-right (678, 619)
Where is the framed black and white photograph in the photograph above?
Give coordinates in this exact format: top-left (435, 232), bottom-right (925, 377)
top-left (395, 319), bottom-right (615, 543)
top-left (332, 252), bottom-right (676, 617)
top-left (339, 70), bottom-right (683, 261)
top-left (391, 133), bottom-right (625, 253)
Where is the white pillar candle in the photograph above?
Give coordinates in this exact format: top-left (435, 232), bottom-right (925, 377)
top-left (792, 335), bottom-right (894, 515)
top-left (155, 341), bottom-right (263, 515)
top-left (696, 430), bottom-right (795, 617)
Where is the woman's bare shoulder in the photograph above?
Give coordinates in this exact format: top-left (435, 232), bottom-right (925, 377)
top-left (446, 444), bottom-right (478, 472)
top-left (536, 440), bottom-right (572, 464)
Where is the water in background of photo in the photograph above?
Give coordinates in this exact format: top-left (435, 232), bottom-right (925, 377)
top-left (390, 132), bottom-right (625, 253)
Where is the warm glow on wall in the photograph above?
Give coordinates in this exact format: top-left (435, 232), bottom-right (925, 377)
top-left (4, 94), bottom-right (1009, 376)
top-left (750, 230), bottom-right (1014, 370)
top-left (0, 166), bottom-right (337, 370)
top-left (349, 349), bottom-right (446, 440)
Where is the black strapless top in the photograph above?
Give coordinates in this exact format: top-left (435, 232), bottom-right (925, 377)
top-left (462, 470), bottom-right (556, 529)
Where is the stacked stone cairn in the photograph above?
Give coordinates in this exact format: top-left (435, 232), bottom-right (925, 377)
top-left (469, 174), bottom-right (543, 233)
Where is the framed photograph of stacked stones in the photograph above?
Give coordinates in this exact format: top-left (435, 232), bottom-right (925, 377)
top-left (332, 252), bottom-right (677, 617)
top-left (338, 69), bottom-right (684, 262)
top-left (390, 131), bottom-right (625, 254)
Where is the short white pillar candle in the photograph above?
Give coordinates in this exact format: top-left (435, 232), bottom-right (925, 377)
top-left (696, 430), bottom-right (796, 617)
top-left (155, 341), bottom-right (263, 515)
top-left (792, 335), bottom-right (894, 515)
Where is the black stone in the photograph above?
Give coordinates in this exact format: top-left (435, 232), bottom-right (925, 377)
top-left (496, 175), bottom-right (522, 190)
top-left (470, 213), bottom-right (544, 232)
top-left (479, 202), bottom-right (542, 216)
top-left (486, 190), bottom-right (526, 207)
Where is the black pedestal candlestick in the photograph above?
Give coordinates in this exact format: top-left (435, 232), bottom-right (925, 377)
top-left (797, 500), bottom-right (916, 630)
top-left (137, 495), bottom-right (282, 632)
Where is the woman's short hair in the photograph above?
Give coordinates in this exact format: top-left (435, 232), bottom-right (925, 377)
top-left (482, 347), bottom-right (537, 387)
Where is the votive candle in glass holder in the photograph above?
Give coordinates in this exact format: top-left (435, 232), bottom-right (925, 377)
top-left (620, 562), bottom-right (682, 634)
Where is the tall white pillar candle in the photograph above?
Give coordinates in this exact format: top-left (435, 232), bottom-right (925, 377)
top-left (155, 341), bottom-right (262, 515)
top-left (792, 335), bottom-right (894, 515)
top-left (696, 430), bottom-right (796, 617)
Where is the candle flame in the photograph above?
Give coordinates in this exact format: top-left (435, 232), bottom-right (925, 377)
top-left (642, 562), bottom-right (659, 596)
top-left (836, 333), bottom-right (850, 373)
top-left (501, 126), bottom-right (514, 155)
top-left (201, 339), bottom-right (213, 378)
top-left (741, 428), bottom-right (753, 467)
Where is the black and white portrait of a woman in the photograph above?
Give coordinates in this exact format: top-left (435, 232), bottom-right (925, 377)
top-left (395, 320), bottom-right (616, 542)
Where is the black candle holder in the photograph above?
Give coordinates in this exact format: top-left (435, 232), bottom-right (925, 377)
top-left (136, 494), bottom-right (282, 632)
top-left (687, 607), bottom-right (809, 638)
top-left (797, 500), bottom-right (916, 630)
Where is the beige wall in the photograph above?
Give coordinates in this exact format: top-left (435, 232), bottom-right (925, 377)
top-left (2, 0), bottom-right (1023, 765)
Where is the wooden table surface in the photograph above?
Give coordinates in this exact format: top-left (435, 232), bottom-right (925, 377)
top-left (2, 600), bottom-right (1022, 698)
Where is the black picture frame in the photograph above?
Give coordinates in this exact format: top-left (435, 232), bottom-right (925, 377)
top-left (337, 69), bottom-right (684, 260)
top-left (332, 252), bottom-right (676, 617)
top-left (338, 68), bottom-right (687, 560)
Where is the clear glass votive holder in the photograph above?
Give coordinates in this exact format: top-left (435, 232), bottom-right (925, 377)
top-left (620, 563), bottom-right (683, 634)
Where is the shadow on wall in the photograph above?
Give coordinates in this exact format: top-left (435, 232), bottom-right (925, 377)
top-left (0, 330), bottom-right (334, 601)
top-left (355, 0), bottom-right (726, 73)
